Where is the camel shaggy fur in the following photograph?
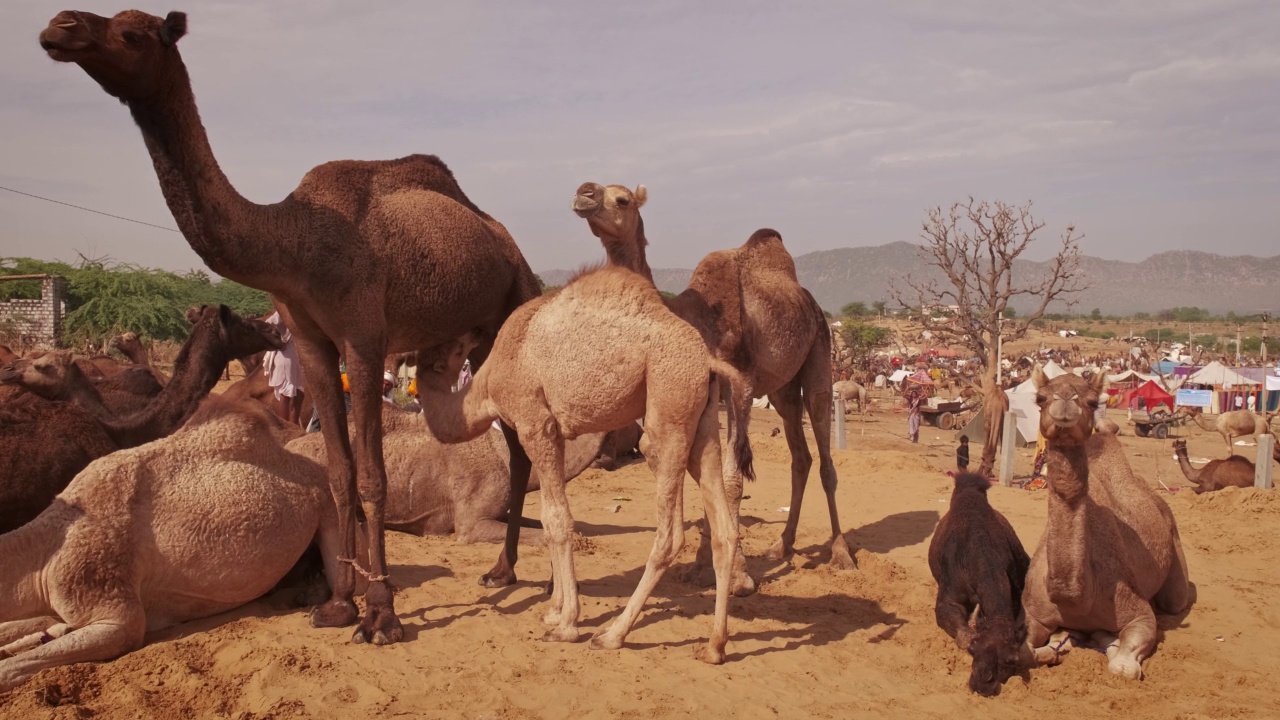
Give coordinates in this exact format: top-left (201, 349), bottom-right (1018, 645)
top-left (572, 183), bottom-right (851, 596)
top-left (1172, 438), bottom-right (1277, 493)
top-left (41, 8), bottom-right (542, 645)
top-left (0, 398), bottom-right (340, 693)
top-left (288, 407), bottom-right (608, 543)
top-left (929, 473), bottom-right (1030, 696)
top-left (416, 265), bottom-right (751, 663)
top-left (1022, 368), bottom-right (1191, 679)
top-left (0, 306), bottom-right (282, 532)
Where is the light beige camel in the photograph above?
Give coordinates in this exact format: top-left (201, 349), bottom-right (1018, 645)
top-left (1188, 408), bottom-right (1274, 456)
top-left (1022, 368), bottom-right (1190, 679)
top-left (978, 377), bottom-right (1009, 476)
top-left (0, 398), bottom-right (340, 693)
top-left (415, 265), bottom-right (752, 663)
top-left (288, 406), bottom-right (607, 543)
top-left (571, 183), bottom-right (852, 597)
top-left (111, 331), bottom-right (167, 387)
top-left (1172, 437), bottom-right (1277, 493)
top-left (833, 380), bottom-right (869, 417)
top-left (41, 9), bottom-right (543, 644)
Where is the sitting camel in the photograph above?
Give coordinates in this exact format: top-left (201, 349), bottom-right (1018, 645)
top-left (288, 406), bottom-right (608, 543)
top-left (0, 398), bottom-right (340, 693)
top-left (111, 331), bottom-right (168, 387)
top-left (833, 380), bottom-right (869, 417)
top-left (572, 183), bottom-right (851, 598)
top-left (929, 472), bottom-right (1030, 696)
top-left (0, 306), bottom-right (282, 532)
top-left (1022, 368), bottom-right (1190, 679)
top-left (1188, 408), bottom-right (1274, 456)
top-left (1172, 438), bottom-right (1277, 493)
top-left (415, 265), bottom-right (751, 663)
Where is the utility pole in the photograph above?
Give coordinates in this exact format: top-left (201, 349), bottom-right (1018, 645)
top-left (1262, 312), bottom-right (1271, 364)
top-left (1237, 325), bottom-right (1243, 363)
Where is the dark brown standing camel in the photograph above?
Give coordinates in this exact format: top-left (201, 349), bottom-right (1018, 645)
top-left (40, 9), bottom-right (541, 644)
top-left (570, 183), bottom-right (852, 595)
top-left (0, 305), bottom-right (282, 532)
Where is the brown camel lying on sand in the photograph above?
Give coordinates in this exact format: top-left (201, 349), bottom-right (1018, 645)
top-left (0, 306), bottom-right (282, 533)
top-left (1173, 437), bottom-right (1278, 493)
top-left (288, 407), bottom-right (610, 543)
top-left (0, 398), bottom-right (340, 693)
top-left (1022, 368), bottom-right (1190, 680)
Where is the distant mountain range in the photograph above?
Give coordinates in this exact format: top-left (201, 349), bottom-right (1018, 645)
top-left (538, 242), bottom-right (1280, 315)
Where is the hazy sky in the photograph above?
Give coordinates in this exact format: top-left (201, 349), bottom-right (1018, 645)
top-left (3, 1), bottom-right (1278, 276)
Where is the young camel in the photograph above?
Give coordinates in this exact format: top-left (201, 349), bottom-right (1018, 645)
top-left (415, 265), bottom-right (752, 663)
top-left (1022, 368), bottom-right (1190, 679)
top-left (571, 183), bottom-right (851, 596)
top-left (41, 9), bottom-right (542, 643)
top-left (1188, 408), bottom-right (1274, 456)
top-left (0, 398), bottom-right (341, 693)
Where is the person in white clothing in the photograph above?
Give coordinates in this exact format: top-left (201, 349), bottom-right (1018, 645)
top-left (262, 311), bottom-right (306, 426)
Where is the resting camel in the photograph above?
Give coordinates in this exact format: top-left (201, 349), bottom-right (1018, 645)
top-left (1188, 408), bottom-right (1275, 456)
top-left (0, 346), bottom-right (16, 364)
top-left (41, 8), bottom-right (543, 644)
top-left (288, 407), bottom-right (608, 543)
top-left (111, 331), bottom-right (168, 387)
top-left (571, 183), bottom-right (851, 596)
top-left (0, 305), bottom-right (282, 532)
top-left (1172, 438), bottom-right (1277, 493)
top-left (1022, 368), bottom-right (1190, 679)
top-left (0, 398), bottom-right (341, 693)
top-left (415, 265), bottom-right (751, 663)
top-left (833, 380), bottom-right (869, 417)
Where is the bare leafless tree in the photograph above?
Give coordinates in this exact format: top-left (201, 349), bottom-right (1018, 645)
top-left (893, 198), bottom-right (1086, 475)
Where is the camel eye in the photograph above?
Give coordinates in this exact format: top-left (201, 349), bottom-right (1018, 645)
top-left (616, 196), bottom-right (630, 207)
top-left (122, 31), bottom-right (146, 46)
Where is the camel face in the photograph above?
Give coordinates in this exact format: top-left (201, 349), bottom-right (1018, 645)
top-left (39, 10), bottom-right (186, 100)
top-left (1033, 369), bottom-right (1105, 447)
top-left (572, 183), bottom-right (646, 243)
top-left (967, 620), bottom-right (1025, 697)
top-left (0, 351), bottom-right (73, 396)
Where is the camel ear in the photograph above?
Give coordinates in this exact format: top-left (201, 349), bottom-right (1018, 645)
top-left (160, 12), bottom-right (187, 46)
top-left (633, 185), bottom-right (647, 209)
top-left (1091, 369), bottom-right (1108, 394)
top-left (184, 306), bottom-right (201, 324)
top-left (1030, 364), bottom-right (1048, 390)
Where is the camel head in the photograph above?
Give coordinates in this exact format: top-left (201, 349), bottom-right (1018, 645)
top-left (966, 616), bottom-right (1026, 697)
top-left (111, 331), bottom-right (143, 353)
top-left (1032, 367), bottom-right (1106, 448)
top-left (414, 331), bottom-right (484, 394)
top-left (40, 10), bottom-right (187, 101)
top-left (186, 304), bottom-right (285, 355)
top-left (1171, 438), bottom-right (1189, 458)
top-left (572, 182), bottom-right (647, 245)
top-left (0, 350), bottom-right (76, 397)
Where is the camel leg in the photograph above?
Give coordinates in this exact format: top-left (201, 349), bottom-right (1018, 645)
top-left (590, 412), bottom-right (698, 654)
top-left (480, 421), bottom-right (531, 588)
top-left (934, 594), bottom-right (976, 650)
top-left (1154, 536), bottom-right (1192, 615)
top-left (763, 379), bottom-right (810, 562)
top-left (294, 336), bottom-right (360, 631)
top-left (690, 388), bottom-right (736, 663)
top-left (459, 517), bottom-right (546, 545)
top-left (799, 347), bottom-right (854, 570)
top-left (345, 343), bottom-right (402, 646)
top-left (0, 618), bottom-right (60, 647)
top-left (1109, 604), bottom-right (1158, 679)
top-left (0, 612), bottom-right (144, 694)
top-left (522, 427), bottom-right (579, 642)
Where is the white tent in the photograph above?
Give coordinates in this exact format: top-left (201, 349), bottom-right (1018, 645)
top-left (956, 362), bottom-right (1066, 448)
top-left (1186, 361), bottom-right (1259, 387)
top-left (1106, 369), bottom-right (1154, 384)
top-left (1041, 360), bottom-right (1068, 379)
top-left (888, 369), bottom-right (910, 383)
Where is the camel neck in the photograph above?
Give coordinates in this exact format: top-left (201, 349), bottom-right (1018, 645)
top-left (126, 61), bottom-right (283, 291)
top-left (57, 364), bottom-right (114, 423)
top-left (0, 520), bottom-right (56, 619)
top-left (1043, 444), bottom-right (1090, 602)
top-left (602, 218), bottom-right (654, 284)
top-left (104, 326), bottom-right (228, 447)
top-left (1174, 450), bottom-right (1201, 485)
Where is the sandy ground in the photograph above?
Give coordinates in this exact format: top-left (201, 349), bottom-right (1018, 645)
top-left (3, 405), bottom-right (1279, 720)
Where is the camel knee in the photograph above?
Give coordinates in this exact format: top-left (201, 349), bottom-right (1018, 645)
top-left (818, 461), bottom-right (838, 494)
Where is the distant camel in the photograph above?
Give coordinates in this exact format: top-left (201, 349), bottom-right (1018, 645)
top-left (1172, 438), bottom-right (1277, 493)
top-left (1188, 408), bottom-right (1274, 456)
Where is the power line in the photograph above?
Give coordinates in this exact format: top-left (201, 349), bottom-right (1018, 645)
top-left (0, 184), bottom-right (179, 233)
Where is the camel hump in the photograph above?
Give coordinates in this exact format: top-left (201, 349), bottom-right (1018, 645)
top-left (953, 472), bottom-right (992, 496)
top-left (745, 228), bottom-right (782, 245)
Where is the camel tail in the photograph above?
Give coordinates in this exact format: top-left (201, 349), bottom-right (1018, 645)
top-left (421, 369), bottom-right (499, 444)
top-left (709, 359), bottom-right (755, 482)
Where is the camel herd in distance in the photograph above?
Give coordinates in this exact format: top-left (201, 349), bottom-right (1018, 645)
top-left (0, 7), bottom-right (1246, 699)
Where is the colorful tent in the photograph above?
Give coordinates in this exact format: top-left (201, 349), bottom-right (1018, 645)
top-left (1185, 361), bottom-right (1258, 387)
top-left (1124, 380), bottom-right (1174, 411)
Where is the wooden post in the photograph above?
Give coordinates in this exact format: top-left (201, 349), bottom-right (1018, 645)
top-left (835, 398), bottom-right (847, 450)
top-left (1257, 433), bottom-right (1274, 490)
top-left (999, 410), bottom-right (1017, 487)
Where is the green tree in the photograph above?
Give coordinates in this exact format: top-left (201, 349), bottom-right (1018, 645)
top-left (871, 300), bottom-right (888, 316)
top-left (1090, 308), bottom-right (1102, 320)
top-left (841, 301), bottom-right (869, 317)
top-left (833, 319), bottom-right (892, 374)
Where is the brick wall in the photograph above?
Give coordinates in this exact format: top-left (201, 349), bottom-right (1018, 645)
top-left (0, 276), bottom-right (66, 349)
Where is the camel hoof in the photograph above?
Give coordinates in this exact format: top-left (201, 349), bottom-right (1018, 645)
top-left (541, 627), bottom-right (580, 643)
top-left (588, 633), bottom-right (623, 651)
top-left (1108, 656), bottom-right (1143, 680)
top-left (695, 646), bottom-right (726, 665)
top-left (730, 572), bottom-right (757, 598)
top-left (479, 571), bottom-right (516, 588)
top-left (762, 540), bottom-right (792, 563)
top-left (352, 606), bottom-right (404, 646)
top-left (829, 537), bottom-right (857, 571)
top-left (675, 562), bottom-right (716, 588)
top-left (309, 600), bottom-right (358, 629)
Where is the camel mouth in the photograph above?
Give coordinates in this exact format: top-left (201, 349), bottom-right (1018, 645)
top-left (572, 196), bottom-right (600, 218)
top-left (39, 30), bottom-right (92, 60)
